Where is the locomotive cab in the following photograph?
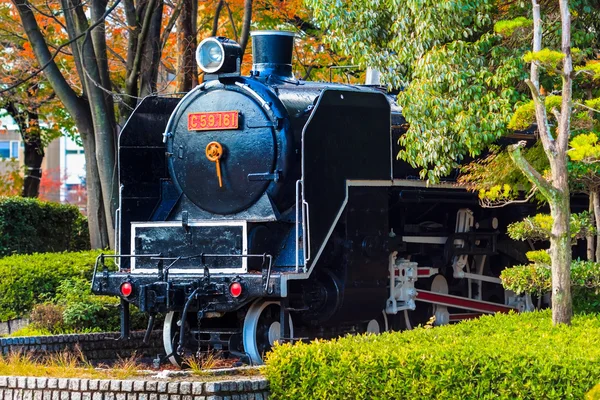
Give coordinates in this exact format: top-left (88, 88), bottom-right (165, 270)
top-left (92, 30), bottom-right (531, 366)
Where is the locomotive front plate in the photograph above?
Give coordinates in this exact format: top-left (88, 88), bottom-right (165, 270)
top-left (130, 221), bottom-right (248, 273)
top-left (188, 111), bottom-right (239, 131)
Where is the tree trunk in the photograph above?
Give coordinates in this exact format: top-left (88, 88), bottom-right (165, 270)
top-left (548, 150), bottom-right (572, 323)
top-left (21, 124), bottom-right (44, 198)
top-left (139, 0), bottom-right (164, 98)
top-left (587, 194), bottom-right (594, 260)
top-left (79, 121), bottom-right (110, 249)
top-left (593, 190), bottom-right (600, 262)
top-left (238, 0), bottom-right (253, 55)
top-left (176, 0), bottom-right (198, 92)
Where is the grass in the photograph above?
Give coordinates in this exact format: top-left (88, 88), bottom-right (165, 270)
top-left (0, 350), bottom-right (146, 379)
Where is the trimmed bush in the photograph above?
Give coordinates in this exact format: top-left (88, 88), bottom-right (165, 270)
top-left (0, 197), bottom-right (89, 256)
top-left (501, 260), bottom-right (600, 313)
top-left (266, 311), bottom-right (600, 399)
top-left (0, 250), bottom-right (102, 321)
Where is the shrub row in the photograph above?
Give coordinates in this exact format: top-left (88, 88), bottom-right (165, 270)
top-left (0, 250), bottom-right (101, 321)
top-left (0, 197), bottom-right (89, 257)
top-left (501, 259), bottom-right (600, 313)
top-left (266, 311), bottom-right (600, 399)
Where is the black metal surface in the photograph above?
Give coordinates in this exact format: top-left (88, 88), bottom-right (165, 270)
top-left (251, 31), bottom-right (294, 79)
top-left (133, 225), bottom-right (244, 269)
top-left (119, 96), bottom-right (181, 269)
top-left (302, 88), bottom-right (392, 267)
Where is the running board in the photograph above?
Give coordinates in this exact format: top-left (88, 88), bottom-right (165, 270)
top-left (416, 290), bottom-right (518, 314)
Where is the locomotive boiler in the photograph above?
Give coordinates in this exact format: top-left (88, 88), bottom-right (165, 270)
top-left (92, 31), bottom-right (532, 366)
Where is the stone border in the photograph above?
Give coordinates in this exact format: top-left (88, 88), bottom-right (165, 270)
top-left (0, 332), bottom-right (164, 361)
top-left (0, 376), bottom-right (270, 400)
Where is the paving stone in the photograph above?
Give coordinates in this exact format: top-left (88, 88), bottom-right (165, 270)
top-left (98, 381), bottom-right (110, 392)
top-left (35, 379), bottom-right (47, 390)
top-left (81, 393), bottom-right (91, 400)
top-left (46, 381), bottom-right (57, 391)
top-left (166, 384), bottom-right (178, 395)
top-left (23, 391), bottom-right (33, 400)
top-left (42, 391), bottom-right (51, 400)
top-left (192, 397), bottom-right (205, 400)
top-left (0, 377), bottom-right (8, 387)
top-left (126, 394), bottom-right (136, 400)
top-left (145, 383), bottom-right (157, 393)
top-left (92, 392), bottom-right (103, 400)
top-left (178, 384), bottom-right (191, 396)
top-left (110, 381), bottom-right (121, 392)
top-left (203, 384), bottom-right (219, 395)
top-left (190, 384), bottom-right (202, 397)
top-left (104, 393), bottom-right (114, 400)
top-left (17, 378), bottom-right (27, 389)
top-left (57, 380), bottom-right (68, 390)
top-left (7, 378), bottom-right (17, 389)
top-left (148, 394), bottom-right (157, 400)
top-left (121, 381), bottom-right (133, 393)
top-left (169, 396), bottom-right (180, 400)
top-left (133, 382), bottom-right (144, 393)
top-left (33, 391), bottom-right (43, 400)
top-left (71, 392), bottom-right (81, 400)
top-left (115, 394), bottom-right (126, 400)
top-left (156, 384), bottom-right (167, 394)
top-left (68, 380), bottom-right (79, 391)
top-left (51, 391), bottom-right (59, 400)
top-left (27, 378), bottom-right (37, 389)
top-left (59, 391), bottom-right (69, 400)
top-left (79, 380), bottom-right (88, 392)
top-left (159, 394), bottom-right (168, 400)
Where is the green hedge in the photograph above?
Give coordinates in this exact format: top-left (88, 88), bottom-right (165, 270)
top-left (0, 197), bottom-right (89, 256)
top-left (501, 259), bottom-right (600, 313)
top-left (266, 311), bottom-right (600, 399)
top-left (0, 250), bottom-right (102, 321)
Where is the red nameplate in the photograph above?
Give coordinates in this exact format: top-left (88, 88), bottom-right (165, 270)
top-left (188, 111), bottom-right (239, 131)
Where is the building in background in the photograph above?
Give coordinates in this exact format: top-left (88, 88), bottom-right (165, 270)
top-left (0, 113), bottom-right (86, 210)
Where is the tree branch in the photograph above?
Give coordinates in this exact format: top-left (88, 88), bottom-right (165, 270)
top-left (211, 0), bottom-right (224, 37)
top-left (7, 0), bottom-right (121, 98)
top-left (160, 0), bottom-right (184, 52)
top-left (125, 0), bottom-right (157, 92)
top-left (509, 140), bottom-right (556, 200)
top-left (238, 0), bottom-right (252, 54)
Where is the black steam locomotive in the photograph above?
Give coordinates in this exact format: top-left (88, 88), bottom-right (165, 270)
top-left (92, 31), bottom-right (532, 366)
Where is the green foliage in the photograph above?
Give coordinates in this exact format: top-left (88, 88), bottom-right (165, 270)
top-left (266, 311), bottom-right (600, 399)
top-left (509, 95), bottom-right (563, 131)
top-left (54, 277), bottom-right (122, 332)
top-left (587, 384), bottom-right (600, 400)
top-left (507, 212), bottom-right (595, 242)
top-left (0, 197), bottom-right (89, 257)
top-left (459, 143), bottom-right (548, 203)
top-left (0, 250), bottom-right (103, 321)
top-left (397, 34), bottom-right (527, 180)
top-left (569, 132), bottom-right (600, 162)
top-left (501, 260), bottom-right (600, 314)
top-left (525, 249), bottom-right (551, 265)
top-left (523, 49), bottom-right (565, 70)
top-left (494, 17), bottom-right (532, 37)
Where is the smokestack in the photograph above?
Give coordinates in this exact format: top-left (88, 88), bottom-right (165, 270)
top-left (251, 31), bottom-right (295, 79)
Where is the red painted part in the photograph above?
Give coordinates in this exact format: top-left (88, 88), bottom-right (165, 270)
top-left (417, 268), bottom-right (436, 277)
top-left (393, 267), bottom-right (436, 277)
top-left (229, 282), bottom-right (243, 298)
top-left (449, 313), bottom-right (484, 321)
top-left (120, 282), bottom-right (133, 297)
top-left (416, 290), bottom-right (517, 314)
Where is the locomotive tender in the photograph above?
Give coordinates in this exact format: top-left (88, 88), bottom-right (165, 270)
top-left (92, 31), bottom-right (531, 366)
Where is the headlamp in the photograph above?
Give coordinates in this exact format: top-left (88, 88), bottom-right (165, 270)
top-left (196, 37), bottom-right (242, 75)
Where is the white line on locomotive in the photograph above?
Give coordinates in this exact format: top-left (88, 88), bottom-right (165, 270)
top-left (91, 31), bottom-right (534, 367)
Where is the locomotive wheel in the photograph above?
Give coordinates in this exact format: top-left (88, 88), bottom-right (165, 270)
top-left (365, 311), bottom-right (389, 334)
top-left (242, 300), bottom-right (293, 365)
top-left (410, 274), bottom-right (450, 327)
top-left (163, 311), bottom-right (195, 367)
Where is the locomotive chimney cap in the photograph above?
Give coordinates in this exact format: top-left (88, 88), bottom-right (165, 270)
top-left (251, 30), bottom-right (296, 79)
top-left (250, 30), bottom-right (296, 37)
